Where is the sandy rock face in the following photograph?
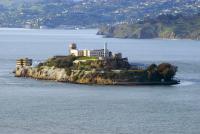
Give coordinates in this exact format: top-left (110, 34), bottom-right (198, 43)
top-left (15, 66), bottom-right (65, 81)
top-left (14, 66), bottom-right (114, 85)
top-left (15, 66), bottom-right (30, 77)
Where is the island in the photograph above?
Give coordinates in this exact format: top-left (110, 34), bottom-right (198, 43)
top-left (97, 14), bottom-right (200, 40)
top-left (14, 43), bottom-right (180, 85)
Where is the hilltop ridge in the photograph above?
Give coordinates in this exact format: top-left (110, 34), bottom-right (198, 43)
top-left (0, 0), bottom-right (199, 28)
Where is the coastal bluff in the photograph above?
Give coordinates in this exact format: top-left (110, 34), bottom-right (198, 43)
top-left (97, 14), bottom-right (200, 40)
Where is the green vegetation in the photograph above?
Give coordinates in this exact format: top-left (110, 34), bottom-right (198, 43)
top-left (146, 63), bottom-right (177, 81)
top-left (76, 56), bottom-right (98, 61)
top-left (41, 56), bottom-right (130, 71)
top-left (43, 56), bottom-right (76, 68)
top-left (97, 14), bottom-right (200, 40)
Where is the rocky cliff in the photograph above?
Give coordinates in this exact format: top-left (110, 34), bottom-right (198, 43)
top-left (15, 66), bottom-right (115, 85)
top-left (14, 64), bottom-right (179, 85)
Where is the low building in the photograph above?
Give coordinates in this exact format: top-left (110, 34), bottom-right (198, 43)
top-left (16, 58), bottom-right (32, 67)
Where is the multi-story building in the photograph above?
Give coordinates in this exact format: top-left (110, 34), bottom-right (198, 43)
top-left (16, 58), bottom-right (32, 67)
top-left (69, 43), bottom-right (111, 58)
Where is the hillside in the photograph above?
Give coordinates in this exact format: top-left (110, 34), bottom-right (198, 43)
top-left (97, 14), bottom-right (200, 40)
top-left (0, 0), bottom-right (199, 28)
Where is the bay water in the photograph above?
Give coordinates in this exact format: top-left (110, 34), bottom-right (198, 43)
top-left (0, 28), bottom-right (200, 134)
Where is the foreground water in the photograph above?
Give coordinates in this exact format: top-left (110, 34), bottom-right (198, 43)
top-left (0, 28), bottom-right (200, 134)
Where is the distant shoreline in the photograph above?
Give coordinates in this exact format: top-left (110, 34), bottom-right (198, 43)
top-left (0, 27), bottom-right (98, 31)
top-left (0, 28), bottom-right (198, 41)
top-left (97, 14), bottom-right (200, 41)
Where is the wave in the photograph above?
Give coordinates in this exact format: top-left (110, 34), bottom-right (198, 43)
top-left (178, 81), bottom-right (196, 86)
top-left (0, 82), bottom-right (25, 85)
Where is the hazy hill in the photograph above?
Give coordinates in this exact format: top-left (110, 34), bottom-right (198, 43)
top-left (0, 0), bottom-right (199, 28)
top-left (97, 14), bottom-right (200, 40)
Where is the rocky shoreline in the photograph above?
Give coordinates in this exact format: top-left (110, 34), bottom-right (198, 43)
top-left (14, 65), bottom-right (180, 86)
top-left (97, 25), bottom-right (200, 40)
top-left (15, 66), bottom-right (116, 85)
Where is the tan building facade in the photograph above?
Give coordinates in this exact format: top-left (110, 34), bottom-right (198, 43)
top-left (16, 58), bottom-right (32, 67)
top-left (69, 43), bottom-right (111, 58)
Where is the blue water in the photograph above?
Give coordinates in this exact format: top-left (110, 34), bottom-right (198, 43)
top-left (0, 28), bottom-right (200, 134)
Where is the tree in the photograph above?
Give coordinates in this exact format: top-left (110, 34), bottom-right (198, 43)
top-left (146, 64), bottom-right (160, 81)
top-left (158, 63), bottom-right (177, 81)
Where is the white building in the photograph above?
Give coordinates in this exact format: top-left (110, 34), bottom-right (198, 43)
top-left (69, 43), bottom-right (111, 58)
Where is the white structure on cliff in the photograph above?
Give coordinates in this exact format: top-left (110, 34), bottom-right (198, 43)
top-left (69, 43), bottom-right (112, 58)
